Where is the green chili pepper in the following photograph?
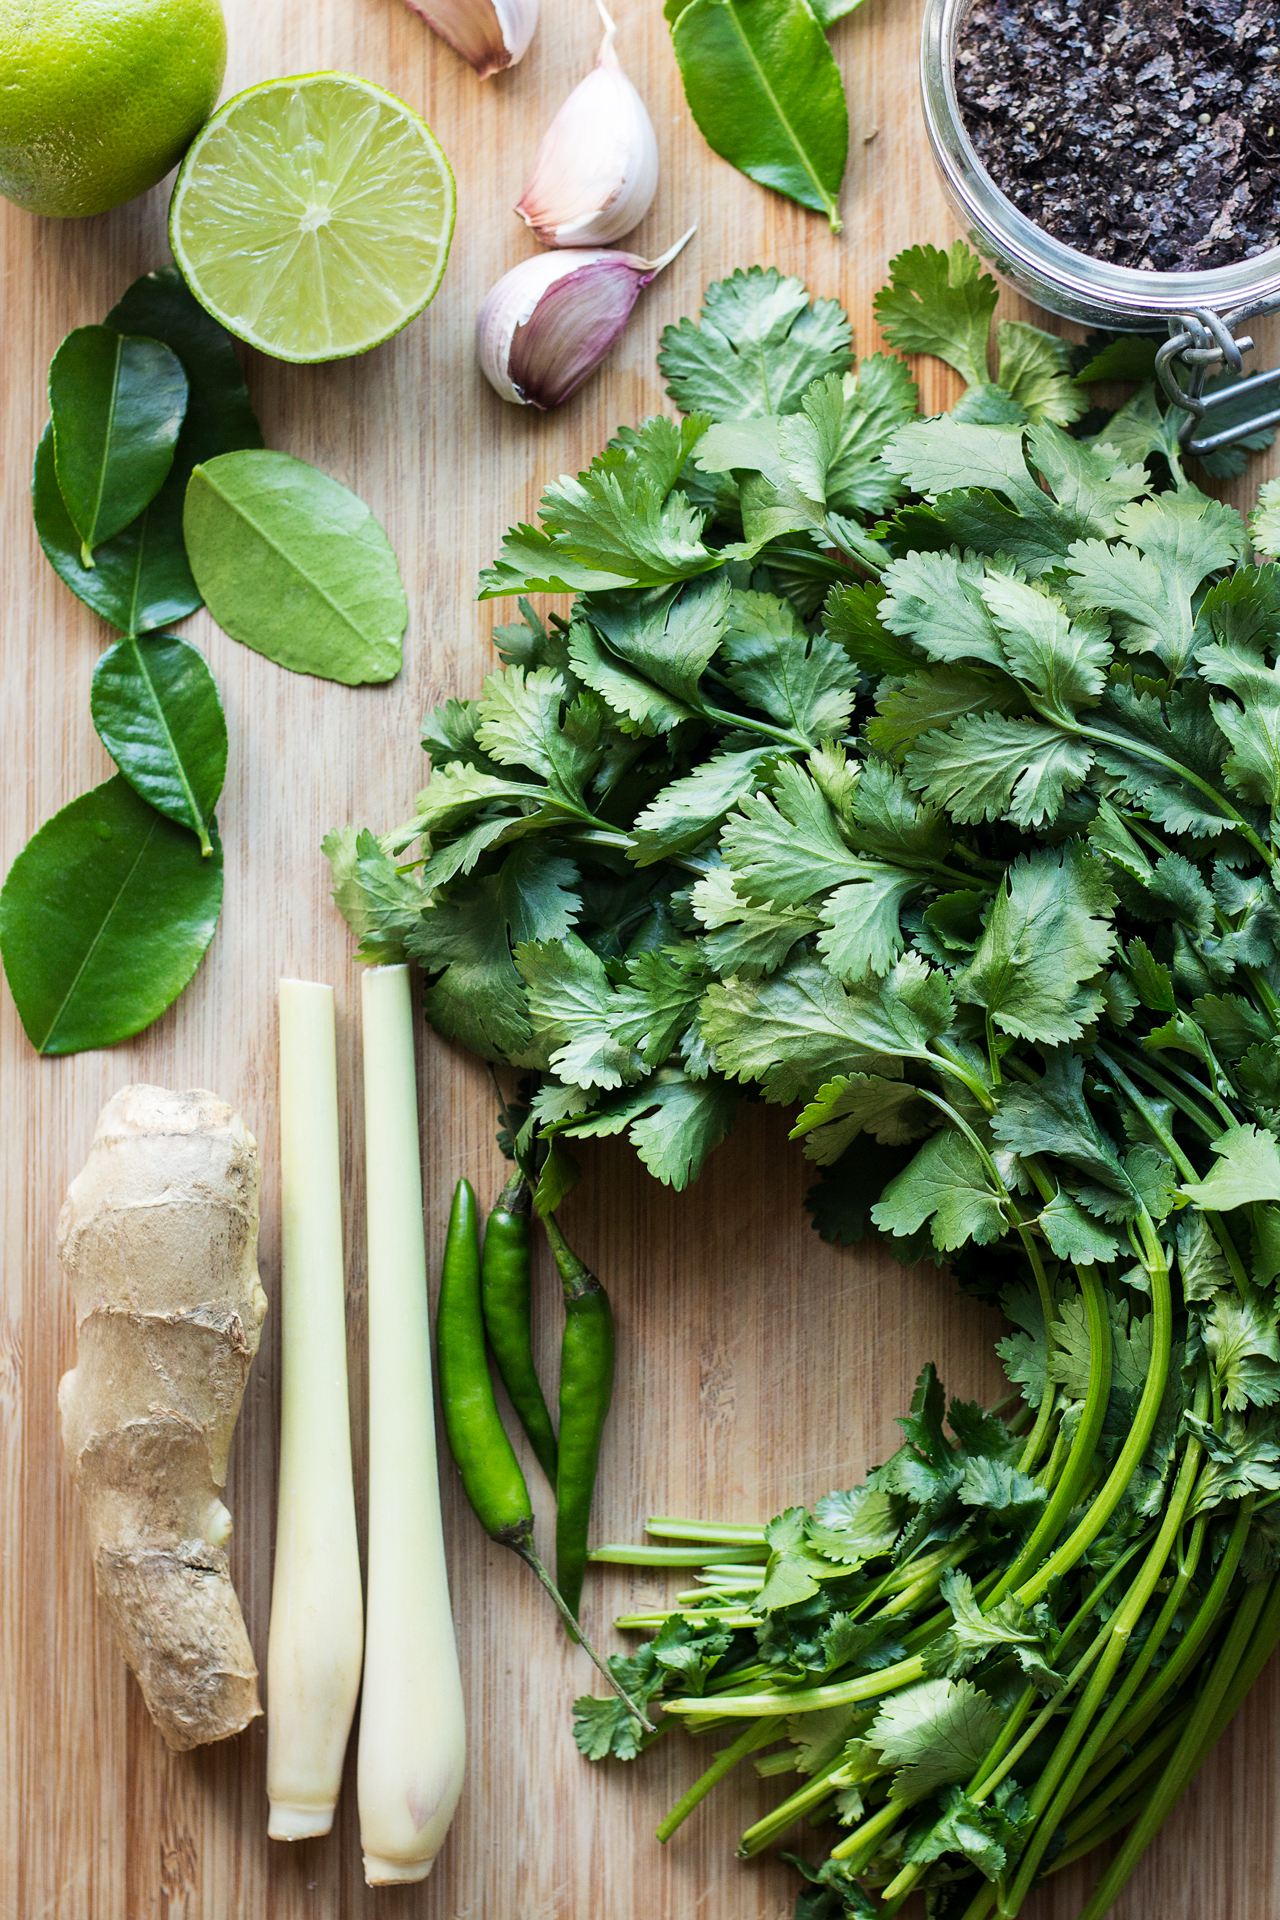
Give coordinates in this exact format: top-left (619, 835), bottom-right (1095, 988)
top-left (481, 1172), bottom-right (558, 1488)
top-left (436, 1178), bottom-right (650, 1728)
top-left (543, 1211), bottom-right (616, 1627)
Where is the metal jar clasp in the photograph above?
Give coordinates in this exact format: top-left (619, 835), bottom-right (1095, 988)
top-left (1156, 300), bottom-right (1280, 457)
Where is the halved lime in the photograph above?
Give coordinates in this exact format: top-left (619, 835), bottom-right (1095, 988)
top-left (169, 72), bottom-right (455, 363)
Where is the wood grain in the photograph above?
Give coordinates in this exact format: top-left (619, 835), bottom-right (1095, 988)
top-left (2, 0), bottom-right (1278, 1914)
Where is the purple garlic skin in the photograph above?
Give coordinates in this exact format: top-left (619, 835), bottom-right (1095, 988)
top-left (476, 230), bottom-right (694, 409)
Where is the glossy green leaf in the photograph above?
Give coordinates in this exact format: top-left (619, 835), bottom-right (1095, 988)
top-left (33, 425), bottom-right (196, 635)
top-left (90, 634), bottom-right (227, 853)
top-left (33, 270), bottom-right (264, 634)
top-left (49, 326), bottom-right (188, 564)
top-left (184, 451), bottom-right (407, 683)
top-left (670, 0), bottom-right (849, 229)
top-left (0, 775), bottom-right (223, 1055)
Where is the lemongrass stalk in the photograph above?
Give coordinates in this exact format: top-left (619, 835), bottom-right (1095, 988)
top-left (357, 965), bottom-right (466, 1884)
top-left (267, 981), bottom-right (364, 1841)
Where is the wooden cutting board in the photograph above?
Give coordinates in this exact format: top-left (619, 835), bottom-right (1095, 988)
top-left (2, 1), bottom-right (1278, 1913)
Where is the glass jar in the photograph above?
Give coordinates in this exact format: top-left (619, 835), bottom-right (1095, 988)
top-left (920, 0), bottom-right (1280, 457)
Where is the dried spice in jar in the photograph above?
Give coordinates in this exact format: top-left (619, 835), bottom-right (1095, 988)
top-left (955, 0), bottom-right (1280, 272)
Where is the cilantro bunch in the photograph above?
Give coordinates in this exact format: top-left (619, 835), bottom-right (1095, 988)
top-left (329, 241), bottom-right (1280, 1916)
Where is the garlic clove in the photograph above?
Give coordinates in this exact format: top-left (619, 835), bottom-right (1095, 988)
top-left (477, 228), bottom-right (695, 410)
top-left (516, 1), bottom-right (659, 247)
top-left (400, 0), bottom-right (537, 78)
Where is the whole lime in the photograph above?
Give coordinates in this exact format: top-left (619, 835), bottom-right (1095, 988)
top-left (0, 0), bottom-right (226, 218)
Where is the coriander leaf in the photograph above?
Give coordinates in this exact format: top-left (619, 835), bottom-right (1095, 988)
top-left (1174, 1209), bottom-right (1234, 1303)
top-left (721, 760), bottom-right (859, 906)
top-left (1064, 536), bottom-right (1198, 681)
top-left (997, 1283), bottom-right (1049, 1408)
top-left (956, 1459), bottom-right (1047, 1530)
top-left (808, 1486), bottom-right (901, 1565)
top-left (184, 450), bottom-right (407, 683)
top-left (1039, 1191), bottom-right (1121, 1265)
top-left (824, 580), bottom-right (922, 677)
top-left (658, 266), bottom-right (852, 420)
top-left (1077, 335), bottom-right (1161, 383)
top-left (865, 1677), bottom-right (1003, 1799)
top-left (878, 550), bottom-right (1007, 669)
top-left (924, 1571), bottom-right (1050, 1682)
top-left (905, 713), bottom-right (1092, 830)
top-left (1189, 1413), bottom-right (1280, 1510)
top-left (1202, 1294), bottom-right (1280, 1412)
top-left (0, 775), bottom-right (222, 1055)
top-left (475, 665), bottom-right (600, 801)
top-left (1092, 683), bottom-right (1236, 838)
top-left (866, 664), bottom-right (1025, 760)
top-left (559, 1068), bottom-right (738, 1187)
top-left (873, 242), bottom-right (997, 391)
top-left (669, 0), bottom-right (849, 229)
top-left (953, 844), bottom-right (1115, 1045)
top-left (702, 952), bottom-right (951, 1102)
top-left (805, 1139), bottom-right (932, 1253)
top-left (480, 416), bottom-right (719, 597)
top-left (1025, 421), bottom-right (1150, 534)
top-left (690, 863), bottom-right (820, 975)
top-left (420, 694), bottom-right (490, 770)
top-left (568, 618), bottom-right (692, 735)
top-left (408, 760), bottom-right (547, 837)
top-left (89, 633), bottom-right (226, 852)
top-left (818, 865), bottom-right (921, 980)
top-left (991, 1048), bottom-right (1126, 1187)
top-left (586, 573), bottom-right (729, 707)
top-left (823, 355), bottom-right (919, 513)
top-left (848, 757), bottom-right (953, 865)
top-left (755, 1507), bottom-right (832, 1610)
top-left (722, 589), bottom-right (857, 740)
top-left (630, 744), bottom-right (777, 863)
top-left (516, 936), bottom-right (644, 1090)
top-left (49, 325), bottom-right (188, 562)
top-left (883, 419), bottom-right (1046, 517)
top-left (792, 1072), bottom-right (934, 1160)
top-left (994, 319), bottom-right (1087, 427)
top-left (1093, 379), bottom-right (1186, 478)
top-left (1180, 1124), bottom-right (1280, 1210)
top-left (614, 945), bottom-right (709, 1065)
top-left (573, 1693), bottom-right (649, 1761)
top-left (411, 845), bottom-right (580, 1063)
top-left (871, 1129), bottom-right (1006, 1251)
top-left (903, 1788), bottom-right (1013, 1878)
top-left (1250, 477), bottom-right (1280, 559)
top-left (323, 825), bottom-right (422, 965)
top-left (980, 573), bottom-right (1111, 718)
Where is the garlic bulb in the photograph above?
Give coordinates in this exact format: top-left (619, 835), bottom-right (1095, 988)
top-left (477, 229), bottom-right (694, 409)
top-left (516, 2), bottom-right (658, 247)
top-left (400, 0), bottom-right (537, 78)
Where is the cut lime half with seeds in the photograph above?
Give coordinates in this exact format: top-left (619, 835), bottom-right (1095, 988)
top-left (169, 72), bottom-right (455, 363)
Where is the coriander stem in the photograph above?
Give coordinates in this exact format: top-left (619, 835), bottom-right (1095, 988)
top-left (1077, 1577), bottom-right (1273, 1920)
top-left (1014, 1219), bottom-right (1172, 1608)
top-left (655, 1716), bottom-right (783, 1844)
top-left (988, 1263), bottom-right (1113, 1605)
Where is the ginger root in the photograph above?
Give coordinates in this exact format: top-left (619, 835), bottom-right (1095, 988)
top-left (58, 1085), bottom-right (268, 1751)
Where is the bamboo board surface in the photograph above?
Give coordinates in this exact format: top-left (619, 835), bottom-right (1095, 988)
top-left (3, 1), bottom-right (1279, 1914)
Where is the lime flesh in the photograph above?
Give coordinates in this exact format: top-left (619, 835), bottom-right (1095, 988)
top-left (169, 73), bottom-right (455, 363)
